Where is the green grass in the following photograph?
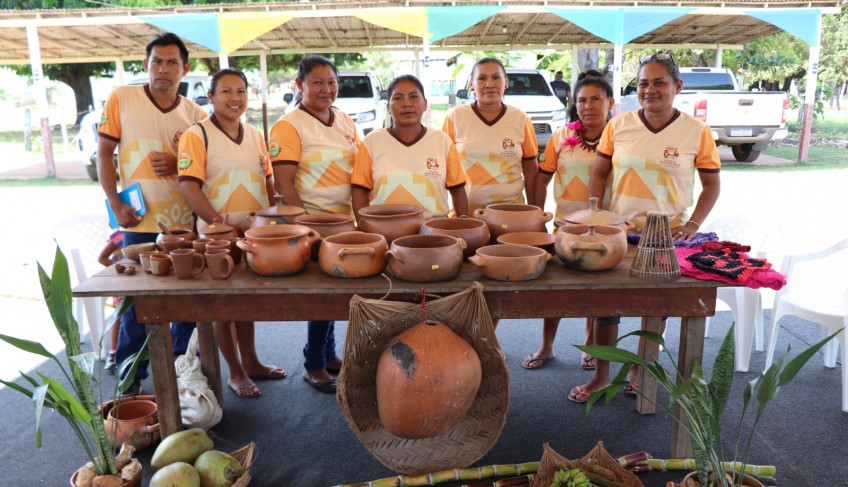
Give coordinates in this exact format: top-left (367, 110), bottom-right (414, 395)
top-left (0, 177), bottom-right (97, 187)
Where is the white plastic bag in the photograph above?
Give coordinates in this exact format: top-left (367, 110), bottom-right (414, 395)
top-left (175, 327), bottom-right (223, 430)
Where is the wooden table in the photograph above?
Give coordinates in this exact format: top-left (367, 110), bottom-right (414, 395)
top-left (74, 247), bottom-right (721, 459)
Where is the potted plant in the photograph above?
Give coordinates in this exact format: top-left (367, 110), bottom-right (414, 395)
top-left (0, 246), bottom-right (150, 486)
top-left (578, 324), bottom-right (840, 487)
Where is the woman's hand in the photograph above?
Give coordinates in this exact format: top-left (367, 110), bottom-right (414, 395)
top-left (671, 220), bottom-right (699, 241)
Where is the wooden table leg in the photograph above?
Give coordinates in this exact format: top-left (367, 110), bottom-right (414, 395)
top-left (146, 322), bottom-right (183, 438)
top-left (196, 322), bottom-right (222, 406)
top-left (636, 316), bottom-right (662, 414)
top-left (669, 316), bottom-right (706, 459)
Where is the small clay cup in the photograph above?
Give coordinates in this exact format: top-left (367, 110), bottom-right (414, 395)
top-left (169, 248), bottom-right (206, 279)
top-left (149, 252), bottom-right (172, 276)
top-left (227, 237), bottom-right (244, 265)
top-left (192, 237), bottom-right (215, 255)
top-left (158, 235), bottom-right (186, 253)
top-left (205, 240), bottom-right (240, 266)
top-left (206, 248), bottom-right (235, 280)
top-left (139, 250), bottom-right (156, 274)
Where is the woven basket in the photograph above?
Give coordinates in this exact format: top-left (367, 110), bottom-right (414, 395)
top-left (337, 281), bottom-right (509, 475)
top-left (230, 442), bottom-right (256, 487)
top-left (531, 442), bottom-right (643, 487)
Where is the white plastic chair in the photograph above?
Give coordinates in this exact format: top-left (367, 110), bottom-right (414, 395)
top-left (53, 214), bottom-right (113, 359)
top-left (701, 214), bottom-right (784, 372)
top-left (765, 236), bottom-right (848, 412)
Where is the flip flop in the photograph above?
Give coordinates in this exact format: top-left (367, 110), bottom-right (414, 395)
top-left (326, 359), bottom-right (343, 375)
top-left (228, 381), bottom-right (260, 399)
top-left (625, 382), bottom-right (639, 395)
top-left (250, 366), bottom-right (287, 381)
top-left (522, 354), bottom-right (555, 370)
top-left (580, 354), bottom-right (596, 370)
top-left (568, 386), bottom-right (591, 403)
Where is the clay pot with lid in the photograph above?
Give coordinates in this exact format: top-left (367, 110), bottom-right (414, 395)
top-left (246, 195), bottom-right (306, 229)
top-left (385, 234), bottom-right (465, 282)
top-left (357, 204), bottom-right (424, 245)
top-left (198, 217), bottom-right (240, 241)
top-left (236, 224), bottom-right (319, 276)
top-left (294, 213), bottom-right (358, 259)
top-left (318, 231), bottom-right (388, 278)
top-left (468, 244), bottom-right (551, 281)
top-left (473, 204), bottom-right (554, 243)
top-left (555, 223), bottom-right (627, 271)
top-left (420, 217), bottom-right (490, 259)
top-left (560, 196), bottom-right (634, 231)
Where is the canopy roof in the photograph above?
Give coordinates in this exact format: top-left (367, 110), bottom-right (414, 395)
top-left (0, 0), bottom-right (843, 65)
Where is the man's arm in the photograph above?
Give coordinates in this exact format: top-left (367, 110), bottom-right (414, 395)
top-left (98, 137), bottom-right (141, 228)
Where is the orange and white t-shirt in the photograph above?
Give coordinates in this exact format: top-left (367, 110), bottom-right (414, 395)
top-left (351, 127), bottom-right (466, 219)
top-left (540, 125), bottom-right (611, 222)
top-left (442, 103), bottom-right (538, 212)
top-left (177, 116), bottom-right (271, 233)
top-left (98, 84), bottom-right (207, 233)
top-left (268, 106), bottom-right (359, 215)
top-left (597, 109), bottom-right (720, 231)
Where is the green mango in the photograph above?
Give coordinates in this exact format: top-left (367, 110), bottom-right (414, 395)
top-left (149, 462), bottom-right (201, 487)
top-left (151, 428), bottom-right (214, 469)
top-left (194, 450), bottom-right (243, 487)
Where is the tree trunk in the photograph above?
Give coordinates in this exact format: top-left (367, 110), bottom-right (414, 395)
top-left (55, 72), bottom-right (94, 126)
top-left (577, 49), bottom-right (598, 73)
top-left (781, 76), bottom-right (792, 92)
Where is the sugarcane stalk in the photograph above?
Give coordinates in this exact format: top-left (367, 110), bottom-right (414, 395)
top-left (638, 459), bottom-right (776, 479)
top-left (332, 462), bottom-right (540, 487)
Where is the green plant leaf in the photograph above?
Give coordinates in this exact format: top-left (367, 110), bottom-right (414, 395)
top-left (32, 384), bottom-right (48, 449)
top-left (709, 325), bottom-right (736, 427)
top-left (777, 329), bottom-right (843, 387)
top-left (70, 352), bottom-right (99, 380)
top-left (0, 333), bottom-right (59, 360)
top-left (577, 344), bottom-right (649, 367)
top-left (40, 375), bottom-right (90, 424)
top-left (0, 377), bottom-right (36, 398)
top-left (116, 334), bottom-right (152, 394)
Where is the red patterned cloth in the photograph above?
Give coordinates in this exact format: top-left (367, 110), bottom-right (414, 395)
top-left (701, 240), bottom-right (751, 253)
top-left (676, 247), bottom-right (786, 290)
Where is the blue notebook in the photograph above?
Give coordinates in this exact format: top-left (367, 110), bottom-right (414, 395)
top-left (106, 183), bottom-right (146, 229)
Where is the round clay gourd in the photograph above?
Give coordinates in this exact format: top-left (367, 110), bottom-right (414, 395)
top-left (375, 320), bottom-right (482, 439)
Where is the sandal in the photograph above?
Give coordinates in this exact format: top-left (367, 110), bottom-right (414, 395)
top-left (228, 381), bottom-right (260, 399)
top-left (567, 386), bottom-right (591, 403)
top-left (522, 354), bottom-right (555, 370)
top-left (625, 382), bottom-right (639, 395)
top-left (580, 354), bottom-right (596, 370)
top-left (250, 366), bottom-right (287, 381)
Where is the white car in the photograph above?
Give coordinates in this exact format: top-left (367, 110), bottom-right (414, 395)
top-left (456, 68), bottom-right (567, 149)
top-left (283, 71), bottom-right (389, 138)
top-left (80, 75), bottom-right (213, 181)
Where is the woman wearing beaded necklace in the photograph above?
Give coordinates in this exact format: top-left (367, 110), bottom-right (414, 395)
top-left (522, 70), bottom-right (614, 371)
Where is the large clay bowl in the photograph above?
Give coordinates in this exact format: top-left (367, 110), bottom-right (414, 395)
top-left (155, 228), bottom-right (196, 249)
top-left (468, 244), bottom-right (551, 281)
top-left (357, 204), bottom-right (424, 245)
top-left (555, 224), bottom-right (627, 271)
top-left (236, 224), bottom-right (319, 276)
top-left (100, 395), bottom-right (159, 450)
top-left (473, 203), bottom-right (553, 243)
top-left (294, 213), bottom-right (359, 259)
top-left (420, 217), bottom-right (490, 259)
top-left (318, 231), bottom-right (388, 278)
top-left (385, 234), bottom-right (465, 282)
top-left (496, 231), bottom-right (556, 253)
top-left (123, 242), bottom-right (156, 262)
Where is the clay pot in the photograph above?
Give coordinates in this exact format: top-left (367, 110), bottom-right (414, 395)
top-left (385, 235), bottom-right (465, 282)
top-left (294, 213), bottom-right (359, 259)
top-left (246, 195), bottom-right (306, 229)
top-left (100, 395), bottom-right (159, 450)
top-left (420, 217), bottom-right (490, 259)
top-left (318, 231), bottom-right (388, 278)
top-left (357, 204), bottom-right (424, 245)
top-left (468, 244), bottom-right (551, 281)
top-left (560, 196), bottom-right (634, 231)
top-left (555, 224), bottom-right (628, 271)
top-left (156, 235), bottom-right (187, 252)
top-left (496, 231), bottom-right (556, 253)
top-left (236, 224), bottom-right (319, 276)
top-left (473, 203), bottom-right (554, 243)
top-left (70, 465), bottom-right (142, 487)
top-left (155, 227), bottom-right (197, 249)
top-left (198, 218), bottom-right (240, 240)
top-left (666, 470), bottom-right (766, 487)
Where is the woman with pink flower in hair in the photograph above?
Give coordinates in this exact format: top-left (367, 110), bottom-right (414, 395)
top-left (522, 70), bottom-right (614, 371)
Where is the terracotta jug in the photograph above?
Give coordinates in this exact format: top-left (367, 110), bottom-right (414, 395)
top-left (357, 204), bottom-right (424, 245)
top-left (294, 213), bottom-right (358, 259)
top-left (473, 203), bottom-right (554, 243)
top-left (100, 395), bottom-right (159, 450)
top-left (246, 195), bottom-right (306, 229)
top-left (318, 231), bottom-right (387, 278)
top-left (468, 244), bottom-right (551, 281)
top-left (419, 217), bottom-right (490, 259)
top-left (555, 224), bottom-right (627, 271)
top-left (385, 234), bottom-right (465, 282)
top-left (236, 224), bottom-right (319, 276)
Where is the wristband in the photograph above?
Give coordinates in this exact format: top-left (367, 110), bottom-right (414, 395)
top-left (687, 220), bottom-right (700, 228)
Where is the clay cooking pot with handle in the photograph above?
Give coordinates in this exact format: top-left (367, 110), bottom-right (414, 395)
top-left (420, 216), bottom-right (490, 259)
top-left (473, 203), bottom-right (553, 243)
top-left (559, 196), bottom-right (634, 231)
top-left (356, 204), bottom-right (424, 245)
top-left (236, 224), bottom-right (319, 276)
top-left (468, 244), bottom-right (551, 281)
top-left (318, 231), bottom-right (388, 278)
top-left (385, 234), bottom-right (465, 282)
top-left (555, 223), bottom-right (627, 271)
top-left (246, 195), bottom-right (306, 229)
top-left (294, 213), bottom-right (359, 259)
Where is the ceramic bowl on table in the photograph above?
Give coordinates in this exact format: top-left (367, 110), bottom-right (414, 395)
top-left (473, 203), bottom-right (553, 243)
top-left (294, 213), bottom-right (359, 259)
top-left (357, 204), bottom-right (424, 245)
top-left (385, 234), bottom-right (465, 282)
top-left (468, 244), bottom-right (551, 281)
top-left (123, 242), bottom-right (156, 262)
top-left (419, 217), bottom-right (490, 259)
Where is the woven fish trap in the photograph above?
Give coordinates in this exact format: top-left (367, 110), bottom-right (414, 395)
top-left (531, 442), bottom-right (643, 487)
top-left (630, 211), bottom-right (680, 281)
top-left (337, 281), bottom-right (509, 475)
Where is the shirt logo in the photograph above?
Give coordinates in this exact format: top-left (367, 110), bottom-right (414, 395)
top-left (661, 146), bottom-right (681, 168)
top-left (502, 138), bottom-right (516, 150)
top-left (425, 157), bottom-right (441, 178)
top-left (269, 141), bottom-right (280, 158)
top-left (259, 156), bottom-right (267, 174)
top-left (172, 131), bottom-right (183, 152)
top-left (178, 152), bottom-right (192, 170)
top-left (99, 114), bottom-right (107, 125)
top-left (345, 134), bottom-right (355, 147)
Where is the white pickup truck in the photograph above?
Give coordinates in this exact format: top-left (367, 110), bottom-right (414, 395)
top-left (621, 67), bottom-right (789, 162)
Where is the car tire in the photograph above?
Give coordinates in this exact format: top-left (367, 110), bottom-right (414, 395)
top-left (85, 161), bottom-right (99, 182)
top-left (731, 143), bottom-right (760, 162)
